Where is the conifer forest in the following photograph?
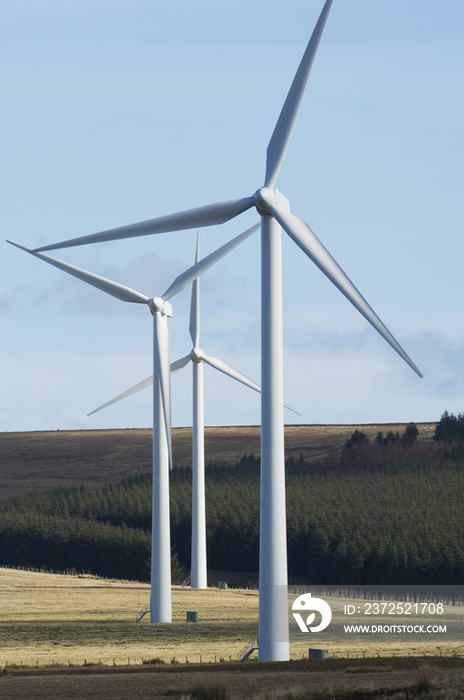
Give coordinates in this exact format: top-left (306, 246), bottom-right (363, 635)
top-left (0, 413), bottom-right (463, 585)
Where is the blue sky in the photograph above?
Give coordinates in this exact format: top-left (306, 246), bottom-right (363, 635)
top-left (1, 0), bottom-right (463, 432)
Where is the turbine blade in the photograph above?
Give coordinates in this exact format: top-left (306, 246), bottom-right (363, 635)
top-left (88, 376), bottom-right (153, 416)
top-left (32, 197), bottom-right (255, 252)
top-left (201, 353), bottom-right (301, 415)
top-left (158, 314), bottom-right (173, 470)
top-left (269, 204), bottom-right (423, 378)
top-left (171, 354), bottom-right (191, 374)
top-left (265, 0), bottom-right (333, 189)
top-left (7, 240), bottom-right (150, 305)
top-left (161, 222), bottom-right (260, 301)
top-left (202, 353), bottom-right (261, 392)
top-left (284, 402), bottom-right (301, 416)
top-left (189, 233), bottom-right (200, 347)
top-left (88, 352), bottom-right (190, 416)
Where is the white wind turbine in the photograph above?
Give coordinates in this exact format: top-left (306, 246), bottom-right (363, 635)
top-left (7, 223), bottom-right (258, 622)
top-left (88, 232), bottom-right (300, 590)
top-left (17, 0), bottom-right (422, 661)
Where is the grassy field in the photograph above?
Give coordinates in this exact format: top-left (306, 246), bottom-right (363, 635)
top-left (0, 568), bottom-right (462, 669)
top-left (2, 424), bottom-right (461, 699)
top-left (0, 423), bottom-right (436, 498)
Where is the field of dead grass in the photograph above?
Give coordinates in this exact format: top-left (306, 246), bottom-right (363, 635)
top-left (2, 661), bottom-right (464, 700)
top-left (3, 661), bottom-right (464, 700)
top-left (0, 568), bottom-right (462, 670)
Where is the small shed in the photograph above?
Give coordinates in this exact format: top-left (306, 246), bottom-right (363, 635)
top-left (309, 648), bottom-right (330, 660)
top-left (186, 611), bottom-right (199, 622)
top-left (218, 581), bottom-right (228, 590)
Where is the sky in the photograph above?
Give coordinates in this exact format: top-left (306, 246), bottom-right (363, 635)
top-left (1, 0), bottom-right (464, 433)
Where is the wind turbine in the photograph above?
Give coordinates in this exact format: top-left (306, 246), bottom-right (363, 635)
top-left (17, 0), bottom-right (422, 661)
top-left (7, 222), bottom-right (259, 622)
top-left (88, 232), bottom-right (300, 590)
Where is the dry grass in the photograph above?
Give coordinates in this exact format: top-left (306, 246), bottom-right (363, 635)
top-left (0, 423), bottom-right (436, 498)
top-left (0, 568), bottom-right (260, 666)
top-left (0, 568), bottom-right (463, 669)
top-left (2, 665), bottom-right (463, 700)
top-left (345, 665), bottom-right (393, 673)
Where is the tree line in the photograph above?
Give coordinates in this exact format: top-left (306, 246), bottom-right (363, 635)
top-left (1, 432), bottom-right (464, 584)
top-left (1, 412), bottom-right (464, 584)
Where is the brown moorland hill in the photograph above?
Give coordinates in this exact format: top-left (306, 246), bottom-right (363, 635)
top-left (0, 423), bottom-right (435, 499)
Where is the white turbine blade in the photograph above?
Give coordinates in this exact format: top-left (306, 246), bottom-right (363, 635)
top-left (171, 354), bottom-right (192, 375)
top-left (201, 353), bottom-right (301, 415)
top-left (32, 197), bottom-right (255, 252)
top-left (88, 376), bottom-right (153, 416)
top-left (284, 402), bottom-right (301, 416)
top-left (161, 222), bottom-right (260, 302)
top-left (88, 353), bottom-right (191, 417)
top-left (7, 240), bottom-right (150, 305)
top-left (269, 204), bottom-right (423, 378)
top-left (202, 353), bottom-right (261, 392)
top-left (265, 0), bottom-right (333, 189)
top-left (158, 314), bottom-right (173, 470)
top-left (189, 233), bottom-right (200, 347)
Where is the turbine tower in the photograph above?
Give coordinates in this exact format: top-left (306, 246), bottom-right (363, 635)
top-left (88, 231), bottom-right (299, 590)
top-left (174, 235), bottom-right (298, 588)
top-left (8, 224), bottom-right (258, 621)
top-left (16, 0), bottom-right (422, 661)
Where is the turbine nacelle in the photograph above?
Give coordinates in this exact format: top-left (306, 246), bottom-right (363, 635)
top-left (253, 188), bottom-right (289, 216)
top-left (149, 297), bottom-right (172, 317)
top-left (190, 347), bottom-right (204, 364)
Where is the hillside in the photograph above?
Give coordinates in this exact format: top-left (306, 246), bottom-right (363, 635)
top-left (0, 423), bottom-right (435, 498)
top-left (2, 421), bottom-right (464, 585)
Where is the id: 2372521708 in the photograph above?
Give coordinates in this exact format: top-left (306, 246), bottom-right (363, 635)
top-left (344, 602), bottom-right (444, 615)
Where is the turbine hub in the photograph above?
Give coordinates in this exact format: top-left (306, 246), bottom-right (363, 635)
top-left (191, 347), bottom-right (204, 363)
top-left (149, 297), bottom-right (172, 317)
top-left (253, 187), bottom-right (277, 215)
top-left (253, 187), bottom-right (290, 216)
